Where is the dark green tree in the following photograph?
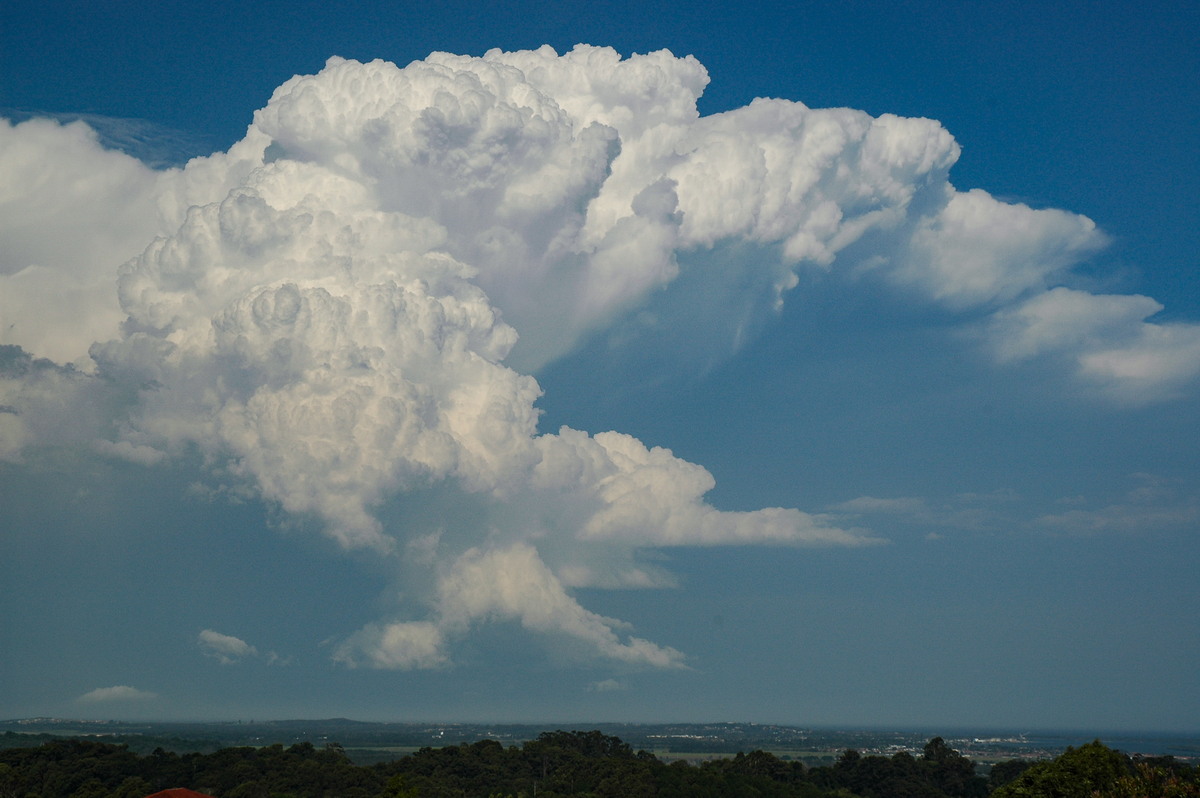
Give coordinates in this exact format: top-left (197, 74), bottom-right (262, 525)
top-left (920, 737), bottom-right (985, 798)
top-left (991, 740), bottom-right (1130, 798)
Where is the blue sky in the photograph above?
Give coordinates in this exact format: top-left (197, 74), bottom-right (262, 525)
top-left (1, 1), bottom-right (1197, 732)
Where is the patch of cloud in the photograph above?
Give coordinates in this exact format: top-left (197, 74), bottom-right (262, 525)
top-left (2, 45), bottom-right (1196, 671)
top-left (1037, 475), bottom-right (1199, 535)
top-left (198, 629), bottom-right (259, 664)
top-left (333, 621), bottom-right (448, 670)
top-left (198, 629), bottom-right (288, 665)
top-left (0, 346), bottom-right (112, 463)
top-left (0, 118), bottom-right (163, 367)
top-left (831, 496), bottom-right (929, 515)
top-left (829, 494), bottom-right (1000, 534)
top-left (78, 685), bottom-right (157, 703)
top-left (834, 480), bottom-right (1198, 540)
top-left (532, 429), bottom-right (879, 548)
top-left (437, 542), bottom-right (686, 668)
top-left (893, 188), bottom-right (1108, 308)
top-left (335, 542), bottom-right (686, 669)
top-left (588, 678), bottom-right (627, 692)
top-left (0, 112), bottom-right (270, 367)
top-left (92, 438), bottom-right (167, 466)
top-left (1, 108), bottom-right (217, 168)
top-left (988, 287), bottom-right (1200, 403)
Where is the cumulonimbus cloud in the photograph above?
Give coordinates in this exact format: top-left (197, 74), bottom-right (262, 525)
top-left (2, 45), bottom-right (1195, 669)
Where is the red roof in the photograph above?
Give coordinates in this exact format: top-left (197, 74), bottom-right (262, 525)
top-left (144, 790), bottom-right (217, 798)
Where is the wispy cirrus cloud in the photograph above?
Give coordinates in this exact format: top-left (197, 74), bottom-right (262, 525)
top-left (1036, 474), bottom-right (1200, 535)
top-left (828, 492), bottom-right (1016, 536)
top-left (831, 477), bottom-right (1198, 540)
top-left (78, 685), bottom-right (157, 704)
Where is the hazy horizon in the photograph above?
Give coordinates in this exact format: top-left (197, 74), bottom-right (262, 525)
top-left (7, 716), bottom-right (1200, 740)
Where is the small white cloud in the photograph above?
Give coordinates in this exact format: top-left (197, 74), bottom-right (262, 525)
top-left (198, 629), bottom-right (258, 664)
top-left (588, 678), bottom-right (627, 692)
top-left (78, 685), bottom-right (157, 703)
top-left (830, 496), bottom-right (928, 515)
top-left (264, 651), bottom-right (293, 666)
top-left (953, 489), bottom-right (1020, 504)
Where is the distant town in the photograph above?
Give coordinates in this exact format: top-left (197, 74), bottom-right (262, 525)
top-left (5, 718), bottom-right (1199, 797)
top-left (4, 717), bottom-right (1197, 766)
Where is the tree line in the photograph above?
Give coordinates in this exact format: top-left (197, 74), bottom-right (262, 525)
top-left (1, 729), bottom-right (1197, 798)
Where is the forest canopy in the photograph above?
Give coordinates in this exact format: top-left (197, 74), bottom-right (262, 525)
top-left (1, 730), bottom-right (1197, 798)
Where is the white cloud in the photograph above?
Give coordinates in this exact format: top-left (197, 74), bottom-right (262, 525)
top-left (92, 438), bottom-right (167, 466)
top-left (829, 496), bottom-right (929, 515)
top-left (0, 347), bottom-right (109, 463)
top-left (333, 621), bottom-right (448, 670)
top-left (198, 629), bottom-right (259, 664)
top-left (894, 188), bottom-right (1108, 308)
top-left (534, 429), bottom-right (879, 548)
top-left (3, 45), bottom-right (1196, 671)
top-left (989, 287), bottom-right (1200, 402)
top-left (0, 119), bottom-right (163, 367)
top-left (1037, 502), bottom-right (1200, 535)
top-left (0, 107), bottom-right (273, 368)
top-left (1077, 323), bottom-right (1200, 404)
top-left (0, 109), bottom-right (216, 168)
top-left (828, 492), bottom-right (1025, 535)
top-left (1037, 475), bottom-right (1200, 535)
top-left (588, 678), bottom-right (627, 692)
top-left (437, 543), bottom-right (686, 668)
top-left (335, 542), bottom-right (686, 669)
top-left (832, 481), bottom-right (1199, 539)
top-left (78, 685), bottom-right (157, 703)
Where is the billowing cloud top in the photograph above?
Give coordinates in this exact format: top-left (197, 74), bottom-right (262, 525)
top-left (2, 45), bottom-right (1197, 670)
